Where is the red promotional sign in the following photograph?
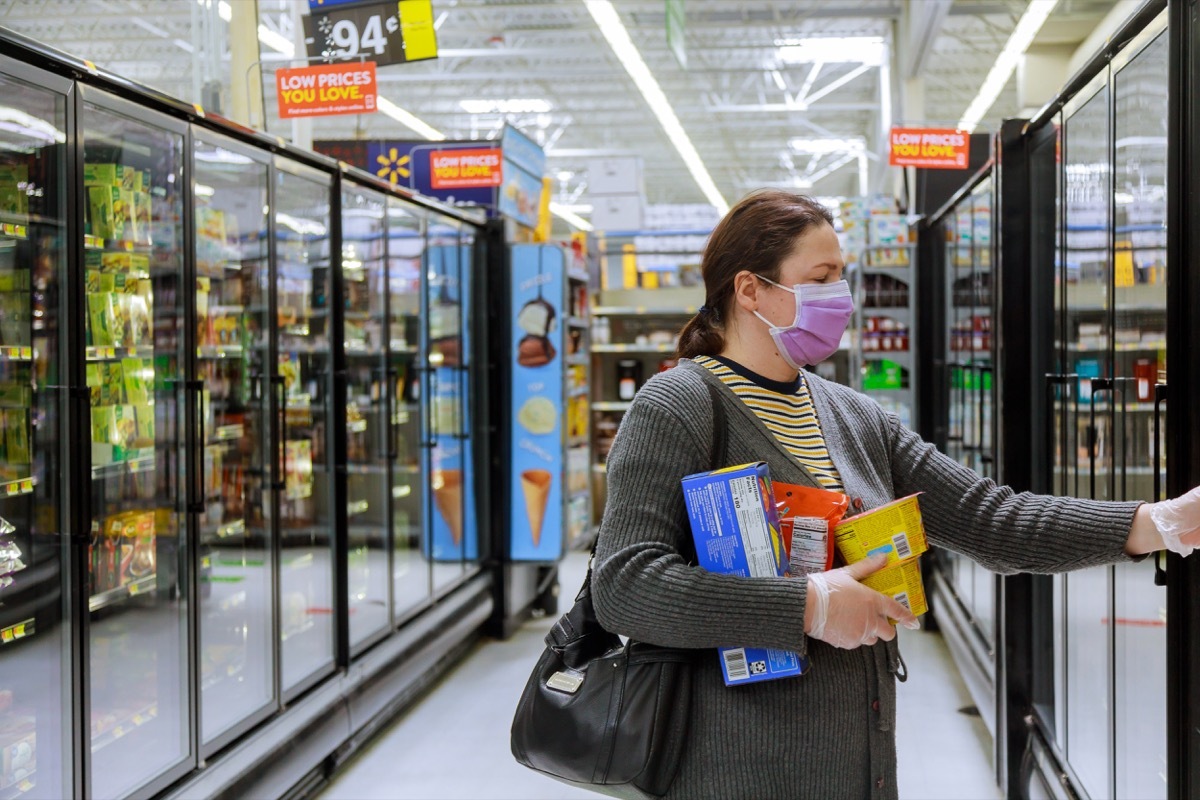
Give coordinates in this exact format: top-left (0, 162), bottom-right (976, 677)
top-left (277, 62), bottom-right (377, 119)
top-left (429, 147), bottom-right (503, 189)
top-left (889, 127), bottom-right (970, 169)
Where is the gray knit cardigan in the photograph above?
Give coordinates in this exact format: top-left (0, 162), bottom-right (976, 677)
top-left (591, 359), bottom-right (1141, 800)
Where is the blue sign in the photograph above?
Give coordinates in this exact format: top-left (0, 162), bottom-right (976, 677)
top-left (510, 244), bottom-right (565, 561)
top-left (499, 125), bottom-right (546, 229)
top-left (368, 140), bottom-right (495, 209)
top-left (308, 0), bottom-right (375, 10)
top-left (424, 239), bottom-right (479, 562)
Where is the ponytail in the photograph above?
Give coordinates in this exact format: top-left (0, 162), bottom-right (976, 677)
top-left (676, 305), bottom-right (725, 359)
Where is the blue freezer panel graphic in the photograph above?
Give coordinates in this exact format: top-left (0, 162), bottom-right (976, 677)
top-left (510, 244), bottom-right (565, 561)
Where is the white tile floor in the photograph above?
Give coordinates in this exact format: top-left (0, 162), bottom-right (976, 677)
top-left (319, 551), bottom-right (1000, 800)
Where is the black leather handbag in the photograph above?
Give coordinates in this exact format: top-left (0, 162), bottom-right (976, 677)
top-left (510, 382), bottom-right (727, 799)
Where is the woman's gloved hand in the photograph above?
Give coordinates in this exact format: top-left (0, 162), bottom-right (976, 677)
top-left (1148, 485), bottom-right (1200, 555)
top-left (805, 554), bottom-right (920, 649)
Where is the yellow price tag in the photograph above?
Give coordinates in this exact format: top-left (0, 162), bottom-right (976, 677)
top-left (193, 103), bottom-right (205, 118)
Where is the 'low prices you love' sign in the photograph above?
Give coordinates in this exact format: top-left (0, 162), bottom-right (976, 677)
top-left (888, 127), bottom-right (970, 169)
top-left (277, 62), bottom-right (378, 119)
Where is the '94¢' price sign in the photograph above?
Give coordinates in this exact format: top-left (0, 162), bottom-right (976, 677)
top-left (303, 1), bottom-right (437, 67)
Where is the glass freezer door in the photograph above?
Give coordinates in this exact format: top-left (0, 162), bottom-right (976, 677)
top-left (0, 66), bottom-right (69, 800)
top-left (81, 97), bottom-right (190, 798)
top-left (425, 216), bottom-right (465, 592)
top-left (193, 135), bottom-right (274, 748)
top-left (273, 162), bottom-right (335, 694)
top-left (386, 199), bottom-right (429, 621)
top-left (341, 184), bottom-right (390, 649)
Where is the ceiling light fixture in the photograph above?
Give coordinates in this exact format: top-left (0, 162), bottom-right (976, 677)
top-left (957, 0), bottom-right (1059, 132)
top-left (377, 97), bottom-right (446, 140)
top-left (257, 25), bottom-right (295, 58)
top-left (585, 0), bottom-right (729, 214)
top-left (550, 201), bottom-right (594, 231)
top-left (777, 36), bottom-right (885, 66)
top-left (460, 99), bottom-right (553, 115)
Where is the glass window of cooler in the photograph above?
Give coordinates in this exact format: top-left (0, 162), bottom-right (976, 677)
top-left (941, 207), bottom-right (968, 600)
top-left (341, 184), bottom-right (390, 649)
top-left (82, 102), bottom-right (189, 799)
top-left (273, 164), bottom-right (335, 694)
top-left (1058, 81), bottom-right (1113, 800)
top-left (458, 224), bottom-right (482, 571)
top-left (193, 136), bottom-right (274, 746)
top-left (1031, 118), bottom-right (1063, 736)
top-left (385, 198), bottom-right (429, 621)
top-left (1112, 28), bottom-right (1167, 800)
top-left (425, 215), bottom-right (466, 591)
top-left (0, 74), bottom-right (68, 800)
top-left (968, 180), bottom-right (996, 646)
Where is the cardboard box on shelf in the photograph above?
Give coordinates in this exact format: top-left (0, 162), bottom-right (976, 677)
top-left (682, 462), bottom-right (807, 686)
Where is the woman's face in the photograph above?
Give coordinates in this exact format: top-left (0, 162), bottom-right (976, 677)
top-left (756, 223), bottom-right (845, 327)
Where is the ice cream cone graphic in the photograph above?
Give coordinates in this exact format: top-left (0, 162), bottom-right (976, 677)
top-left (521, 469), bottom-right (552, 547)
top-left (432, 469), bottom-right (463, 546)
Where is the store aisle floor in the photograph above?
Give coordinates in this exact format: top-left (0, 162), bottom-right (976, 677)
top-left (318, 551), bottom-right (999, 800)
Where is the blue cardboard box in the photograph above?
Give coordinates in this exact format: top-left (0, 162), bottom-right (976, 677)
top-left (682, 462), bottom-right (808, 686)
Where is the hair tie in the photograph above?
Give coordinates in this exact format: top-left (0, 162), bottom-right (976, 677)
top-left (698, 305), bottom-right (720, 322)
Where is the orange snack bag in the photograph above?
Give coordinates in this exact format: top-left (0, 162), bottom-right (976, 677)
top-left (772, 482), bottom-right (849, 575)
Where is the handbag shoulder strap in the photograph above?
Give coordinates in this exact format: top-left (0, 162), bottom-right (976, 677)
top-left (579, 377), bottom-right (727, 588)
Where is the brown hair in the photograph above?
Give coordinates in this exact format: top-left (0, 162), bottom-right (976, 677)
top-left (676, 190), bottom-right (835, 359)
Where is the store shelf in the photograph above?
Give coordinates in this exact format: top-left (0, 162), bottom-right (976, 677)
top-left (0, 346), bottom-right (32, 362)
top-left (591, 343), bottom-right (676, 354)
top-left (0, 617), bottom-right (34, 646)
top-left (1070, 341), bottom-right (1166, 352)
top-left (198, 344), bottom-right (245, 359)
top-left (92, 451), bottom-right (156, 480)
top-left (89, 574), bottom-right (157, 612)
top-left (1, 221), bottom-right (28, 239)
top-left (86, 345), bottom-right (155, 362)
top-left (592, 401), bottom-right (632, 412)
top-left (0, 477), bottom-right (35, 499)
top-left (593, 305), bottom-right (697, 316)
top-left (91, 702), bottom-right (158, 752)
top-left (204, 518), bottom-right (246, 540)
top-left (567, 317), bottom-right (589, 329)
top-left (84, 235), bottom-right (150, 253)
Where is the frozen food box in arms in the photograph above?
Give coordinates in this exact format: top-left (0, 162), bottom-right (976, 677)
top-left (682, 462), bottom-right (808, 686)
top-left (834, 493), bottom-right (928, 616)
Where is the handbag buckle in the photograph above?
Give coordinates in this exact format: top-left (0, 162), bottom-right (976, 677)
top-left (546, 670), bottom-right (584, 694)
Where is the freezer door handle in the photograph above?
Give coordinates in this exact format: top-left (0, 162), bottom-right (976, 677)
top-left (1154, 383), bottom-right (1168, 586)
top-left (272, 375), bottom-right (287, 490)
top-left (189, 379), bottom-right (206, 514)
top-left (1087, 377), bottom-right (1114, 500)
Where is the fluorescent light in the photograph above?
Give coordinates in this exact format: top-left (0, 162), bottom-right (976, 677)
top-left (195, 183), bottom-right (215, 197)
top-left (550, 202), bottom-right (594, 231)
top-left (257, 25), bottom-right (295, 58)
top-left (377, 97), bottom-right (445, 140)
top-left (276, 213), bottom-right (327, 237)
top-left (585, 0), bottom-right (728, 215)
top-left (218, 1), bottom-right (231, 22)
top-left (777, 36), bottom-right (885, 66)
top-left (789, 137), bottom-right (865, 155)
top-left (957, 0), bottom-right (1059, 132)
top-left (460, 99), bottom-right (553, 114)
top-left (132, 17), bottom-right (169, 38)
top-left (196, 148), bottom-right (253, 165)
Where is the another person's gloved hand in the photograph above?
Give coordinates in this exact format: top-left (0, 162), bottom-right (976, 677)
top-left (805, 554), bottom-right (920, 649)
top-left (1149, 485), bottom-right (1200, 555)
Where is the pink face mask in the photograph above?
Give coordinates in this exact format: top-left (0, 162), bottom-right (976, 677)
top-left (753, 276), bottom-right (853, 369)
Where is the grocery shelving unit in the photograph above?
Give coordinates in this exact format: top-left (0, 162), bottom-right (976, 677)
top-left (842, 206), bottom-right (918, 427)
top-left (588, 229), bottom-right (708, 527)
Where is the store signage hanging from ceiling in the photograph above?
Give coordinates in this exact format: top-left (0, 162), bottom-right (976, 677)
top-left (276, 62), bottom-right (378, 119)
top-left (429, 148), bottom-right (503, 189)
top-left (888, 127), bottom-right (970, 169)
top-left (302, 0), bottom-right (438, 67)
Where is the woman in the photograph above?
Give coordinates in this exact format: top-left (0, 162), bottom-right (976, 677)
top-left (590, 190), bottom-right (1200, 799)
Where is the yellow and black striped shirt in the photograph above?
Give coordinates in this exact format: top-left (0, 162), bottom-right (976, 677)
top-left (695, 355), bottom-right (845, 492)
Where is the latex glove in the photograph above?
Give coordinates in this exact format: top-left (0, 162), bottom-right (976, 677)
top-left (1148, 485), bottom-right (1200, 555)
top-left (805, 554), bottom-right (920, 650)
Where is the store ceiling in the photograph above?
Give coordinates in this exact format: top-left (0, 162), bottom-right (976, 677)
top-left (0, 0), bottom-right (1120, 217)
